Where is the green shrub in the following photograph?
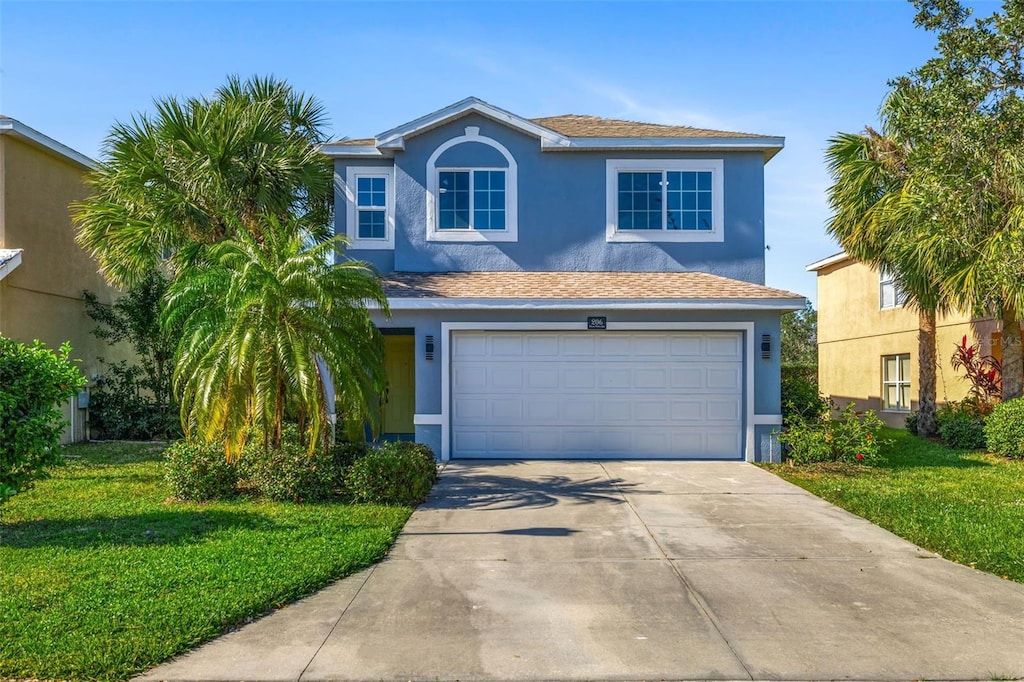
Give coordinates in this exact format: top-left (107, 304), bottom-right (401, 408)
top-left (905, 412), bottom-right (920, 435)
top-left (345, 441), bottom-right (438, 506)
top-left (89, 359), bottom-right (180, 440)
top-left (984, 398), bottom-right (1024, 459)
top-left (0, 338), bottom-right (87, 504)
top-left (780, 364), bottom-right (829, 426)
top-left (936, 400), bottom-right (988, 449)
top-left (238, 440), bottom-right (349, 502)
top-left (777, 402), bottom-right (885, 465)
top-left (163, 440), bottom-right (239, 501)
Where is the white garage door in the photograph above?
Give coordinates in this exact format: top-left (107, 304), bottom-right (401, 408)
top-left (450, 331), bottom-right (744, 459)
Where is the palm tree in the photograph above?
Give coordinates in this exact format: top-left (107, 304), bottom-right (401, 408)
top-left (73, 75), bottom-right (333, 289)
top-left (162, 217), bottom-right (388, 457)
top-left (825, 94), bottom-right (946, 436)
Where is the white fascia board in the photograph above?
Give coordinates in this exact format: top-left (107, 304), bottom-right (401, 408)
top-left (0, 118), bottom-right (95, 169)
top-left (806, 251), bottom-right (851, 272)
top-left (319, 143), bottom-right (388, 158)
top-left (0, 250), bottom-right (24, 281)
top-left (545, 136), bottom-right (785, 161)
top-left (374, 97), bottom-right (570, 150)
top-left (379, 297), bottom-right (807, 311)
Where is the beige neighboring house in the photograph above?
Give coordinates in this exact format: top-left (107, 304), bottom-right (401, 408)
top-left (807, 251), bottom-right (1008, 429)
top-left (0, 116), bottom-right (130, 443)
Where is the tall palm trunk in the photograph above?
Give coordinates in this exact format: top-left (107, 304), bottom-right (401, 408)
top-left (1001, 305), bottom-right (1023, 400)
top-left (917, 309), bottom-right (938, 436)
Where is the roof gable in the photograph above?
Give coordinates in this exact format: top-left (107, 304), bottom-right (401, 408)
top-left (0, 117), bottom-right (95, 170)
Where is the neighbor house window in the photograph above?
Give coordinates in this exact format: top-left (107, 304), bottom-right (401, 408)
top-left (606, 159), bottom-right (724, 243)
top-left (438, 169), bottom-right (506, 231)
top-left (882, 354), bottom-right (911, 411)
top-left (879, 269), bottom-right (906, 309)
top-left (345, 167), bottom-right (395, 249)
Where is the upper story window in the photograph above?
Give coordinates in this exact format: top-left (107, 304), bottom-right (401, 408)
top-left (879, 269), bottom-right (906, 309)
top-left (438, 169), bottom-right (506, 231)
top-left (607, 159), bottom-right (724, 243)
top-left (426, 126), bottom-right (518, 242)
top-left (344, 166), bottom-right (395, 250)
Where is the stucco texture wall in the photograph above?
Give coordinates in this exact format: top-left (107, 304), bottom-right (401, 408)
top-left (1, 135), bottom-right (133, 442)
top-left (816, 259), bottom-right (999, 428)
top-left (339, 113), bottom-right (768, 283)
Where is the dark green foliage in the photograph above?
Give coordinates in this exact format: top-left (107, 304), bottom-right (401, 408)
top-left (239, 440), bottom-right (356, 503)
top-left (936, 400), bottom-right (988, 450)
top-left (0, 338), bottom-right (86, 504)
top-left (777, 402), bottom-right (886, 465)
top-left (163, 440), bottom-right (239, 501)
top-left (84, 271), bottom-right (180, 439)
top-left (345, 441), bottom-right (438, 507)
top-left (984, 398), bottom-right (1024, 459)
top-left (905, 412), bottom-right (920, 435)
top-left (780, 364), bottom-right (829, 427)
top-left (780, 301), bottom-right (817, 366)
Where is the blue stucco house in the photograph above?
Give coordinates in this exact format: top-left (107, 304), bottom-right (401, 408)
top-left (323, 97), bottom-right (803, 462)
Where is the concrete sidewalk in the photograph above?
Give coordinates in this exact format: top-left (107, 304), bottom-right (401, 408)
top-left (138, 461), bottom-right (1024, 681)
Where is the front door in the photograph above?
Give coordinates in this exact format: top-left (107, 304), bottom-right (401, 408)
top-left (382, 334), bottom-right (415, 435)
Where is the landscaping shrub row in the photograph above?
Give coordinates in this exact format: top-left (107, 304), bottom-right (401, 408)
top-left (903, 397), bottom-right (1024, 458)
top-left (165, 436), bottom-right (438, 506)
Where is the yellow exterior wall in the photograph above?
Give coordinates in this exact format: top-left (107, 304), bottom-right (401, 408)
top-left (0, 134), bottom-right (133, 442)
top-left (816, 259), bottom-right (999, 428)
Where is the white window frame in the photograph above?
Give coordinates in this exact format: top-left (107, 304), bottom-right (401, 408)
top-left (344, 166), bottom-right (396, 250)
top-left (606, 159), bottom-right (725, 243)
top-left (882, 353), bottom-right (912, 412)
top-left (879, 269), bottom-right (906, 310)
top-left (435, 167), bottom-right (508, 232)
top-left (426, 126), bottom-right (518, 243)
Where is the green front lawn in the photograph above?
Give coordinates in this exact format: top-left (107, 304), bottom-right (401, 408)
top-left (0, 442), bottom-right (411, 681)
top-left (767, 428), bottom-right (1024, 583)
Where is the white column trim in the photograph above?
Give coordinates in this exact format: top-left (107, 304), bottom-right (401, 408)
top-left (413, 413), bottom-right (442, 425)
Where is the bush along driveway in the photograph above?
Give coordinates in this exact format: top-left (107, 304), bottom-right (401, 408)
top-left (0, 442), bottom-right (412, 681)
top-left (767, 427), bottom-right (1024, 584)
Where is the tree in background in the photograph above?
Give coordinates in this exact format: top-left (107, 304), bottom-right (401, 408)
top-left (824, 90), bottom-right (946, 436)
top-left (0, 338), bottom-right (86, 504)
top-left (887, 0), bottom-right (1024, 401)
top-left (83, 270), bottom-right (180, 439)
top-left (780, 300), bottom-right (817, 367)
top-left (73, 76), bottom-right (387, 453)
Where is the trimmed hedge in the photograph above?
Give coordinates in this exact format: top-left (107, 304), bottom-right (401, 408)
top-left (345, 441), bottom-right (438, 506)
top-left (985, 398), bottom-right (1024, 459)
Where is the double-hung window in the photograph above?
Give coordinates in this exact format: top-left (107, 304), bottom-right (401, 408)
top-left (438, 169), bottom-right (506, 231)
top-left (606, 159), bottom-right (724, 242)
top-left (345, 167), bottom-right (395, 249)
top-left (882, 354), bottom-right (911, 411)
top-left (879, 269), bottom-right (906, 309)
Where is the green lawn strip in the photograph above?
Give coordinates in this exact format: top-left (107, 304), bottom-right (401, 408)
top-left (0, 442), bottom-right (411, 681)
top-left (766, 428), bottom-right (1024, 583)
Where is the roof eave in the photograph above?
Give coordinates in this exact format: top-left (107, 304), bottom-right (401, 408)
top-left (806, 252), bottom-right (852, 272)
top-left (0, 249), bottom-right (24, 282)
top-left (0, 118), bottom-right (95, 170)
top-left (373, 97), bottom-right (570, 151)
top-left (318, 143), bottom-right (389, 158)
top-left (378, 296), bottom-right (806, 311)
top-left (542, 136), bottom-right (785, 162)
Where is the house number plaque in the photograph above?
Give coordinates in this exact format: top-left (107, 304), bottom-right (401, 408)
top-left (587, 316), bottom-right (607, 330)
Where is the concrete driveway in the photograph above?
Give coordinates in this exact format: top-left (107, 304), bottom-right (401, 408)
top-left (140, 461), bottom-right (1024, 681)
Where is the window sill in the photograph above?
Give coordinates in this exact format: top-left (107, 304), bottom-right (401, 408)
top-left (347, 238), bottom-right (394, 250)
top-left (607, 229), bottom-right (724, 244)
top-left (427, 230), bottom-right (518, 243)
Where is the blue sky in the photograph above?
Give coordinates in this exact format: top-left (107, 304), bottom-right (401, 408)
top-left (1, 0), bottom-right (962, 301)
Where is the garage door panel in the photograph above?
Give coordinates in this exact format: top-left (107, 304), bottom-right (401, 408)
top-left (451, 331), bottom-right (744, 459)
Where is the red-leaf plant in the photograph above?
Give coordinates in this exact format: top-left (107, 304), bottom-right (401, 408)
top-left (950, 335), bottom-right (1002, 402)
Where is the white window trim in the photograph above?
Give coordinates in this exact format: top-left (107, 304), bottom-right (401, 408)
top-left (879, 269), bottom-right (906, 310)
top-left (343, 166), bottom-right (396, 250)
top-left (881, 353), bottom-right (912, 412)
top-left (606, 159), bottom-right (724, 243)
top-left (426, 127), bottom-right (518, 243)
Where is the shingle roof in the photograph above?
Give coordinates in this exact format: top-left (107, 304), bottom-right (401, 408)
top-left (380, 271), bottom-right (802, 301)
top-left (330, 113), bottom-right (770, 146)
top-left (0, 249), bottom-right (21, 267)
top-left (531, 114), bottom-right (767, 140)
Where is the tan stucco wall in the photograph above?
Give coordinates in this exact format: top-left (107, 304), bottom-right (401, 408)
top-left (816, 259), bottom-right (998, 428)
top-left (0, 135), bottom-right (132, 442)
